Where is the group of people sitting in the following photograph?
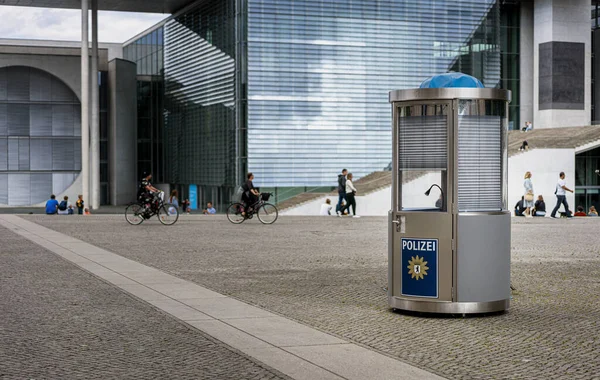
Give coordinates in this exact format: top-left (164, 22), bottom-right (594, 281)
top-left (515, 194), bottom-right (546, 217)
top-left (45, 194), bottom-right (89, 215)
top-left (573, 205), bottom-right (598, 217)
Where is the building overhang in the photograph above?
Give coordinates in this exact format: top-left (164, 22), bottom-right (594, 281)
top-left (0, 0), bottom-right (196, 13)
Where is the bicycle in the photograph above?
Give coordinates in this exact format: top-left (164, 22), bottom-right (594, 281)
top-left (125, 192), bottom-right (179, 226)
top-left (226, 192), bottom-right (278, 224)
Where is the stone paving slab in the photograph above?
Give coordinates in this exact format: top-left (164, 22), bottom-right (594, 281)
top-left (1, 215), bottom-right (442, 380)
top-left (20, 214), bottom-right (600, 379)
top-left (0, 222), bottom-right (289, 380)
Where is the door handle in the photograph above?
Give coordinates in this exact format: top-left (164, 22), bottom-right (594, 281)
top-left (392, 217), bottom-right (403, 233)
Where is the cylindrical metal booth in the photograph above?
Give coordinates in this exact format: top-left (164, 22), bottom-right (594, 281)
top-left (388, 87), bottom-right (511, 314)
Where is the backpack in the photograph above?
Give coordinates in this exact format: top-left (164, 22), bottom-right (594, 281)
top-left (58, 200), bottom-right (68, 211)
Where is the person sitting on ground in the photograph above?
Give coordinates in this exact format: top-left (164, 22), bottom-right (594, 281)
top-left (588, 205), bottom-right (598, 216)
top-left (76, 194), bottom-right (84, 215)
top-left (519, 140), bottom-right (529, 151)
top-left (515, 196), bottom-right (526, 217)
top-left (203, 202), bottom-right (216, 215)
top-left (57, 196), bottom-right (72, 215)
top-left (320, 198), bottom-right (333, 215)
top-left (84, 208), bottom-right (91, 215)
top-left (574, 205), bottom-right (587, 217)
top-left (533, 195), bottom-right (546, 217)
top-left (169, 190), bottom-right (179, 209)
top-left (45, 194), bottom-right (59, 215)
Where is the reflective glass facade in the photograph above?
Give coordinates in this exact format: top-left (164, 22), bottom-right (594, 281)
top-left (126, 0), bottom-right (510, 205)
top-left (248, 0), bottom-right (501, 186)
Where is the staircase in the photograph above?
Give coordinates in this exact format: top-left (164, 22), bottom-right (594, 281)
top-left (508, 125), bottom-right (600, 155)
top-left (277, 171), bottom-right (394, 211)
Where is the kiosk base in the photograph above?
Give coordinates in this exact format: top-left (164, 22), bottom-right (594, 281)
top-left (389, 297), bottom-right (509, 314)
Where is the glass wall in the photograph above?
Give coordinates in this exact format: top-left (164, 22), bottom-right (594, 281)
top-left (575, 146), bottom-right (600, 213)
top-left (500, 1), bottom-right (520, 130)
top-left (123, 27), bottom-right (165, 183)
top-left (0, 66), bottom-right (81, 206)
top-left (162, 0), bottom-right (238, 211)
top-left (247, 0), bottom-right (502, 187)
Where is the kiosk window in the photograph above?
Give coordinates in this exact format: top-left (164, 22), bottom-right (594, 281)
top-left (397, 104), bottom-right (448, 212)
top-left (457, 100), bottom-right (506, 211)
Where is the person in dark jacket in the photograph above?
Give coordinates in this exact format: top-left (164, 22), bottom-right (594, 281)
top-left (533, 195), bottom-right (546, 217)
top-left (515, 196), bottom-right (526, 217)
top-left (336, 169), bottom-right (348, 216)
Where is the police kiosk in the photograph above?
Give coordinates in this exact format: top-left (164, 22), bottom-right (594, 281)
top-left (388, 73), bottom-right (511, 314)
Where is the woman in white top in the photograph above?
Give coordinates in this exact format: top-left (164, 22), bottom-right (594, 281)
top-left (523, 171), bottom-right (534, 217)
top-left (320, 198), bottom-right (333, 215)
top-left (342, 173), bottom-right (359, 217)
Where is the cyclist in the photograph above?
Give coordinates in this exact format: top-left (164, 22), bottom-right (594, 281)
top-left (138, 172), bottom-right (162, 214)
top-left (242, 172), bottom-right (260, 214)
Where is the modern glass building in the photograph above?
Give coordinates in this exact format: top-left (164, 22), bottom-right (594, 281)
top-left (123, 0), bottom-right (521, 210)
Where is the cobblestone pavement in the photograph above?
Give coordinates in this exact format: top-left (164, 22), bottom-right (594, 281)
top-left (0, 224), bottom-right (289, 380)
top-left (26, 215), bottom-right (600, 380)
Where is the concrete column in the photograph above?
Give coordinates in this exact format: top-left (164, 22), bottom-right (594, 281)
top-left (533, 0), bottom-right (591, 128)
top-left (91, 0), bottom-right (100, 209)
top-left (81, 0), bottom-right (90, 208)
top-left (519, 0), bottom-right (534, 131)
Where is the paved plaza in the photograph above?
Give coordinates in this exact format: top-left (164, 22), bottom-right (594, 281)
top-left (1, 214), bottom-right (600, 379)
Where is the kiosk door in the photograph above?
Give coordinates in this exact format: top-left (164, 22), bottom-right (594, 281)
top-left (390, 102), bottom-right (454, 303)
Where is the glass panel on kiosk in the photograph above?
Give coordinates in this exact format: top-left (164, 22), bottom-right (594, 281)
top-left (397, 104), bottom-right (448, 212)
top-left (457, 99), bottom-right (507, 212)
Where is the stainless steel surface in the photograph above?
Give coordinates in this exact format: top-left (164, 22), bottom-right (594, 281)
top-left (389, 88), bottom-right (511, 103)
top-left (389, 297), bottom-right (509, 314)
top-left (389, 87), bottom-right (511, 314)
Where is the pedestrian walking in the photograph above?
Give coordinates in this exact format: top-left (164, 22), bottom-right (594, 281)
top-left (550, 172), bottom-right (574, 218)
top-left (523, 171), bottom-right (534, 217)
top-left (341, 173), bottom-right (359, 218)
top-left (336, 169), bottom-right (348, 216)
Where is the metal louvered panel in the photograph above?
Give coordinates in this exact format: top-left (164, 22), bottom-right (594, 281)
top-left (18, 138), bottom-right (29, 170)
top-left (458, 115), bottom-right (502, 211)
top-left (30, 173), bottom-right (52, 204)
top-left (30, 69), bottom-right (51, 102)
top-left (7, 67), bottom-right (29, 101)
top-left (52, 139), bottom-right (74, 170)
top-left (0, 174), bottom-right (6, 204)
top-left (0, 138), bottom-right (6, 170)
top-left (8, 104), bottom-right (30, 136)
top-left (8, 173), bottom-right (30, 206)
top-left (8, 138), bottom-right (18, 170)
top-left (399, 115), bottom-right (447, 170)
top-left (30, 105), bottom-right (53, 136)
top-left (30, 139), bottom-right (52, 170)
top-left (52, 105), bottom-right (74, 136)
top-left (0, 104), bottom-right (6, 135)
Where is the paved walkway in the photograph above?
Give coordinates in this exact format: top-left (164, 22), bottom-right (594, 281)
top-left (0, 217), bottom-right (288, 380)
top-left (0, 215), bottom-right (441, 380)
top-left (19, 214), bottom-right (600, 380)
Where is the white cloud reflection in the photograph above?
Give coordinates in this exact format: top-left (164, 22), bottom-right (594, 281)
top-left (0, 6), bottom-right (168, 43)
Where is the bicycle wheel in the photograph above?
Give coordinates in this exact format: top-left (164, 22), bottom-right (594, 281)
top-left (158, 203), bottom-right (179, 225)
top-left (227, 203), bottom-right (246, 224)
top-left (125, 203), bottom-right (145, 225)
top-left (257, 203), bottom-right (278, 224)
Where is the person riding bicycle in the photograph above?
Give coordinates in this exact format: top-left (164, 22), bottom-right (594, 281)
top-left (241, 172), bottom-right (260, 213)
top-left (138, 172), bottom-right (162, 213)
